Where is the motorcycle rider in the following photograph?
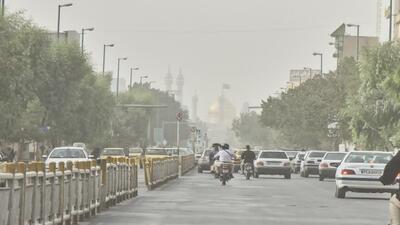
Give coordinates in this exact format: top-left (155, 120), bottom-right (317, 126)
top-left (241, 145), bottom-right (256, 175)
top-left (209, 143), bottom-right (221, 174)
top-left (213, 143), bottom-right (236, 178)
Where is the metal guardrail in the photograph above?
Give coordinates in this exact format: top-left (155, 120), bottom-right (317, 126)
top-left (180, 154), bottom-right (196, 176)
top-left (144, 157), bottom-right (179, 190)
top-left (0, 157), bottom-right (138, 225)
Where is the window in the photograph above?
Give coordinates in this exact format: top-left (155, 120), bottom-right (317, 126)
top-left (259, 152), bottom-right (287, 159)
top-left (50, 148), bottom-right (86, 159)
top-left (324, 153), bottom-right (347, 160)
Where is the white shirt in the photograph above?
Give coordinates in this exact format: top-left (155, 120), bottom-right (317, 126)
top-left (214, 149), bottom-right (236, 162)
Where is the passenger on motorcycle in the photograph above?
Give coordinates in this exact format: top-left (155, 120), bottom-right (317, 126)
top-left (241, 145), bottom-right (256, 175)
top-left (213, 144), bottom-right (236, 178)
top-left (209, 143), bottom-right (221, 174)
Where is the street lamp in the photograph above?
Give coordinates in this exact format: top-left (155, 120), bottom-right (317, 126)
top-left (347, 24), bottom-right (360, 61)
top-left (1, 0), bottom-right (5, 17)
top-left (116, 57), bottom-right (128, 99)
top-left (102, 44), bottom-right (114, 75)
top-left (304, 67), bottom-right (313, 80)
top-left (140, 75), bottom-right (149, 84)
top-left (313, 52), bottom-right (323, 76)
top-left (81, 27), bottom-right (94, 54)
top-left (130, 67), bottom-right (139, 88)
top-left (57, 3), bottom-right (73, 41)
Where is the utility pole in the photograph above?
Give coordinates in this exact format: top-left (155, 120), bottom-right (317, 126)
top-left (389, 0), bottom-right (393, 41)
top-left (1, 0), bottom-right (5, 17)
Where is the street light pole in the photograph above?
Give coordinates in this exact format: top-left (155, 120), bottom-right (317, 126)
top-left (57, 3), bottom-right (73, 41)
top-left (140, 75), bottom-right (148, 85)
top-left (116, 57), bottom-right (128, 99)
top-left (1, 0), bottom-right (5, 17)
top-left (347, 24), bottom-right (360, 61)
top-left (81, 27), bottom-right (94, 54)
top-left (389, 0), bottom-right (393, 41)
top-left (102, 44), bottom-right (114, 75)
top-left (130, 67), bottom-right (139, 88)
top-left (313, 52), bottom-right (323, 76)
top-left (304, 67), bottom-right (313, 80)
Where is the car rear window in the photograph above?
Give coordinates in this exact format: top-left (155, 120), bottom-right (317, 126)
top-left (344, 152), bottom-right (392, 164)
top-left (259, 152), bottom-right (287, 159)
top-left (129, 148), bottom-right (142, 153)
top-left (309, 152), bottom-right (326, 158)
top-left (102, 148), bottom-right (125, 156)
top-left (146, 149), bottom-right (168, 155)
top-left (50, 148), bottom-right (86, 158)
top-left (324, 153), bottom-right (347, 160)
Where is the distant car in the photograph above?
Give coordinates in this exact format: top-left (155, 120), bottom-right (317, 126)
top-left (335, 151), bottom-right (396, 198)
top-left (300, 150), bottom-right (327, 177)
top-left (285, 151), bottom-right (299, 161)
top-left (318, 152), bottom-right (347, 181)
top-left (128, 147), bottom-right (144, 167)
top-left (100, 148), bottom-right (126, 158)
top-left (234, 149), bottom-right (246, 173)
top-left (195, 152), bottom-right (202, 164)
top-left (0, 152), bottom-right (8, 162)
top-left (45, 147), bottom-right (91, 166)
top-left (197, 149), bottom-right (212, 173)
top-left (145, 148), bottom-right (169, 158)
top-left (291, 152), bottom-right (305, 173)
top-left (254, 150), bottom-right (291, 179)
top-left (164, 148), bottom-right (193, 156)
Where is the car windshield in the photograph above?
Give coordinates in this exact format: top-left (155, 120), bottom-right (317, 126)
top-left (49, 148), bottom-right (86, 159)
top-left (146, 149), bottom-right (168, 155)
top-left (309, 152), bottom-right (326, 158)
top-left (259, 152), bottom-right (287, 159)
top-left (129, 148), bottom-right (142, 154)
top-left (102, 148), bottom-right (125, 156)
top-left (324, 153), bottom-right (347, 160)
top-left (344, 152), bottom-right (393, 164)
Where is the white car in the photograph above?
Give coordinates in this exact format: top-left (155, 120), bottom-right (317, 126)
top-left (45, 147), bottom-right (91, 166)
top-left (254, 150), bottom-right (291, 179)
top-left (318, 152), bottom-right (347, 181)
top-left (335, 151), bottom-right (396, 198)
top-left (300, 150), bottom-right (326, 177)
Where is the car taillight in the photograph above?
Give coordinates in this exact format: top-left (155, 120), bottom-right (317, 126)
top-left (320, 163), bottom-right (328, 168)
top-left (283, 162), bottom-right (290, 166)
top-left (341, 169), bottom-right (355, 175)
top-left (256, 161), bottom-right (264, 166)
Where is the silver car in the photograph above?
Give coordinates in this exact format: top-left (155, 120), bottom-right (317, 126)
top-left (318, 152), bottom-right (347, 181)
top-left (335, 151), bottom-right (396, 198)
top-left (254, 150), bottom-right (291, 179)
top-left (300, 150), bottom-right (326, 177)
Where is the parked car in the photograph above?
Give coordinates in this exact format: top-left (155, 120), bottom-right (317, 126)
top-left (335, 151), bottom-right (396, 198)
top-left (197, 149), bottom-right (212, 173)
top-left (318, 152), bottom-right (347, 181)
top-left (254, 150), bottom-right (291, 179)
top-left (300, 150), bottom-right (327, 177)
top-left (44, 147), bottom-right (91, 166)
top-left (291, 152), bottom-right (305, 173)
top-left (100, 148), bottom-right (126, 158)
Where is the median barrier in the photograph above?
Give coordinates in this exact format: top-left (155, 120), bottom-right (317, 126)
top-left (180, 154), bottom-right (196, 176)
top-left (144, 156), bottom-right (179, 190)
top-left (0, 157), bottom-right (137, 225)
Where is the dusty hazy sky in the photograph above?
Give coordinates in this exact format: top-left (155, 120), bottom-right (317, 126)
top-left (8, 0), bottom-right (386, 121)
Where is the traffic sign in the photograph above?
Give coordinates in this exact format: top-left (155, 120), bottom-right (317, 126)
top-left (176, 111), bottom-right (183, 121)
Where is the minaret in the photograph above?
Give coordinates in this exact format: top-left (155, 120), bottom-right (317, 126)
top-left (165, 67), bottom-right (173, 92)
top-left (191, 93), bottom-right (199, 122)
top-left (176, 69), bottom-right (184, 104)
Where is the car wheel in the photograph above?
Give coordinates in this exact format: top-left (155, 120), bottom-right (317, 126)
top-left (304, 170), bottom-right (309, 178)
top-left (300, 170), bottom-right (304, 177)
top-left (198, 169), bottom-right (203, 173)
top-left (319, 176), bottom-right (324, 181)
top-left (254, 172), bottom-right (259, 178)
top-left (335, 186), bottom-right (346, 199)
top-left (284, 173), bottom-right (291, 179)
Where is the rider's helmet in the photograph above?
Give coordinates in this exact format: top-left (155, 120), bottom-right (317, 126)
top-left (223, 143), bottom-right (229, 150)
top-left (245, 145), bottom-right (251, 151)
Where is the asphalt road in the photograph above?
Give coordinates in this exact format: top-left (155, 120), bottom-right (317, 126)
top-left (82, 169), bottom-right (390, 225)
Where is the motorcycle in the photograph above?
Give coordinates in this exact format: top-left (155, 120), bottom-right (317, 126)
top-left (219, 163), bottom-right (232, 185)
top-left (244, 162), bottom-right (253, 180)
top-left (389, 173), bottom-right (400, 225)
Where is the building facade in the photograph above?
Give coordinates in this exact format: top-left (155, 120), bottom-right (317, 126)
top-left (331, 24), bottom-right (379, 63)
top-left (48, 30), bottom-right (80, 43)
top-left (287, 69), bottom-right (320, 89)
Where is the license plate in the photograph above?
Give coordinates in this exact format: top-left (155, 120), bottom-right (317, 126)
top-left (267, 162), bottom-right (281, 165)
top-left (360, 169), bottom-right (383, 175)
top-left (223, 169), bottom-right (229, 173)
